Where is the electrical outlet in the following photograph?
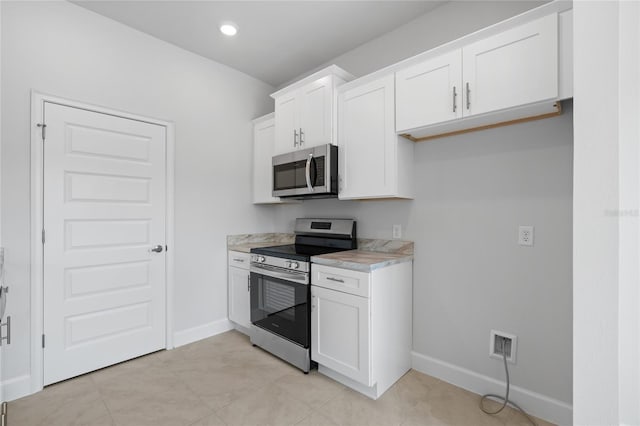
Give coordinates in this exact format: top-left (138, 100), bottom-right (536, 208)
top-left (392, 224), bottom-right (402, 239)
top-left (518, 225), bottom-right (534, 246)
top-left (489, 330), bottom-right (517, 363)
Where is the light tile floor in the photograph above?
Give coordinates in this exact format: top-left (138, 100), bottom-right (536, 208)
top-left (8, 330), bottom-right (554, 426)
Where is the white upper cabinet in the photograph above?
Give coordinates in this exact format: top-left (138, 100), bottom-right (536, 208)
top-left (272, 66), bottom-right (353, 156)
top-left (396, 50), bottom-right (463, 132)
top-left (395, 13), bottom-right (560, 136)
top-left (462, 14), bottom-right (558, 116)
top-left (253, 113), bottom-right (287, 204)
top-left (274, 94), bottom-right (298, 156)
top-left (338, 75), bottom-right (413, 200)
top-left (299, 77), bottom-right (333, 148)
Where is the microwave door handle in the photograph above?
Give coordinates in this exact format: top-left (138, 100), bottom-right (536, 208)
top-left (305, 154), bottom-right (314, 192)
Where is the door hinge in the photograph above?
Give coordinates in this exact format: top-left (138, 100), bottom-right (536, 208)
top-left (42, 334), bottom-right (45, 348)
top-left (42, 229), bottom-right (46, 244)
top-left (0, 316), bottom-right (11, 346)
top-left (37, 123), bottom-right (47, 141)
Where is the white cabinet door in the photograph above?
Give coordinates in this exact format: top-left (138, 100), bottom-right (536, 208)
top-left (253, 115), bottom-right (280, 204)
top-left (228, 266), bottom-right (251, 329)
top-left (311, 285), bottom-right (370, 386)
top-left (338, 75), bottom-right (396, 199)
top-left (274, 92), bottom-right (298, 155)
top-left (396, 49), bottom-right (462, 132)
top-left (299, 77), bottom-right (333, 149)
top-left (462, 14), bottom-right (558, 116)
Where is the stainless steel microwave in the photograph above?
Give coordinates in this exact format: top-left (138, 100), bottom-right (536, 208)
top-left (272, 144), bottom-right (338, 199)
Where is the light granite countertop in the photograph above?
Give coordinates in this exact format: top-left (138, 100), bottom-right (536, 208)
top-left (227, 233), bottom-right (414, 271)
top-left (311, 250), bottom-right (413, 272)
top-left (227, 233), bottom-right (294, 253)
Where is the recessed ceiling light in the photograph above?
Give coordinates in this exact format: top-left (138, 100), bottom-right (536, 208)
top-left (220, 23), bottom-right (238, 37)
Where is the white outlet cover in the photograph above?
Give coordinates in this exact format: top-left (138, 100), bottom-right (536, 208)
top-left (518, 225), bottom-right (534, 246)
top-left (392, 224), bottom-right (402, 239)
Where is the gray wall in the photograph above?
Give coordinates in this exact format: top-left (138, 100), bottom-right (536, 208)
top-left (0, 1), bottom-right (275, 386)
top-left (274, 0), bottom-right (572, 404)
top-left (284, 1), bottom-right (547, 85)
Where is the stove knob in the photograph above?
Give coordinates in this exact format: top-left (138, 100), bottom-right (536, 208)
top-left (290, 261), bottom-right (299, 269)
top-left (257, 256), bottom-right (266, 263)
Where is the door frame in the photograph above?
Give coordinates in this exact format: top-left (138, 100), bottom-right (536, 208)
top-left (29, 91), bottom-right (175, 393)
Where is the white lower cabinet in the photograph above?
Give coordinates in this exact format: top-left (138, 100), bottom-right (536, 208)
top-left (228, 251), bottom-right (251, 331)
top-left (311, 261), bottom-right (412, 399)
top-left (311, 285), bottom-right (371, 385)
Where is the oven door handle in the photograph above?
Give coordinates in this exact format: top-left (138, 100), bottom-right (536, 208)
top-left (305, 154), bottom-right (314, 192)
top-left (251, 263), bottom-right (308, 284)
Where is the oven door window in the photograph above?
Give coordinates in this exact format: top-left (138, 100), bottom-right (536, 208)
top-left (250, 273), bottom-right (309, 348)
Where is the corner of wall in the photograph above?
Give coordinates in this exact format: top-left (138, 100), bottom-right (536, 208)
top-left (411, 351), bottom-right (572, 425)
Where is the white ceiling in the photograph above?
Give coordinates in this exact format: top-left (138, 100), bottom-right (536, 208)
top-left (72, 1), bottom-right (446, 87)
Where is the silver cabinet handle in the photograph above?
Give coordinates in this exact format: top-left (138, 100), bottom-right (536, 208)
top-left (151, 245), bottom-right (164, 253)
top-left (233, 258), bottom-right (245, 263)
top-left (305, 154), bottom-right (314, 192)
top-left (294, 129), bottom-right (299, 147)
top-left (466, 82), bottom-right (470, 110)
top-left (453, 86), bottom-right (457, 113)
top-left (247, 275), bottom-right (250, 292)
top-left (326, 277), bottom-right (344, 283)
top-left (299, 128), bottom-right (305, 146)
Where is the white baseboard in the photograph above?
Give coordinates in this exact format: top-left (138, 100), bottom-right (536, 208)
top-left (173, 318), bottom-right (234, 348)
top-left (2, 374), bottom-right (32, 402)
top-left (411, 351), bottom-right (572, 425)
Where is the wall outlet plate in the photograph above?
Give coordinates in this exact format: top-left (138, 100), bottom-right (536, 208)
top-left (490, 329), bottom-right (517, 364)
top-left (518, 225), bottom-right (534, 246)
top-left (392, 224), bottom-right (402, 239)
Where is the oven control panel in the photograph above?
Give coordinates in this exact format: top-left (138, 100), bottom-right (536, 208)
top-left (250, 254), bottom-right (309, 273)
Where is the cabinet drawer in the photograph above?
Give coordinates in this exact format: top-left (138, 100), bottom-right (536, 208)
top-left (228, 251), bottom-right (250, 270)
top-left (312, 264), bottom-right (370, 298)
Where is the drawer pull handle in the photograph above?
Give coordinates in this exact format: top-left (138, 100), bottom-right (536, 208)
top-left (326, 277), bottom-right (345, 283)
top-left (233, 258), bottom-right (245, 262)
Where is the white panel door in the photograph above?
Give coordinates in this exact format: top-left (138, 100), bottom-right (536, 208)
top-left (43, 102), bottom-right (167, 385)
top-left (311, 285), bottom-right (370, 386)
top-left (338, 75), bottom-right (396, 200)
top-left (462, 14), bottom-right (558, 116)
top-left (299, 77), bottom-right (333, 149)
top-left (395, 49), bottom-right (463, 132)
top-left (274, 93), bottom-right (298, 155)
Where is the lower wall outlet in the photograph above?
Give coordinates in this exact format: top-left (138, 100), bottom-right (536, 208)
top-left (392, 224), bottom-right (402, 239)
top-left (490, 329), bottom-right (517, 364)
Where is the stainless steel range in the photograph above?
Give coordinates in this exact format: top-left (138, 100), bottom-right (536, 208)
top-left (249, 218), bottom-right (357, 373)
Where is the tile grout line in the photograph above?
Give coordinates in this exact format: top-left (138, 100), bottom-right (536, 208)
top-left (91, 373), bottom-right (118, 426)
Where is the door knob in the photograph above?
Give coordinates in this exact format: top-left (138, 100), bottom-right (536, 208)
top-left (151, 245), bottom-right (164, 253)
